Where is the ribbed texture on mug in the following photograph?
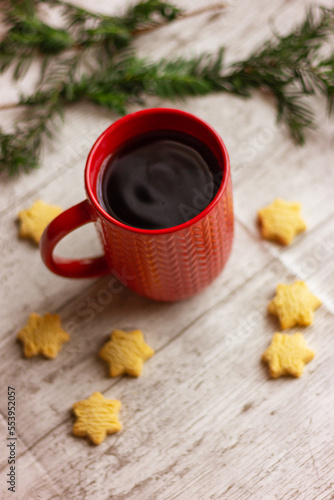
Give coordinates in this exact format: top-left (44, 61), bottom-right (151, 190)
top-left (96, 177), bottom-right (233, 301)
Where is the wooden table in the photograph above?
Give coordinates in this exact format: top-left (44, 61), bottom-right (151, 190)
top-left (1, 1), bottom-right (334, 498)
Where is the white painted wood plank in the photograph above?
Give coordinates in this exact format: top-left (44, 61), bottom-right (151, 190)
top-left (0, 414), bottom-right (15, 471)
top-left (0, 413), bottom-right (62, 500)
top-left (0, 104), bottom-right (115, 215)
top-left (17, 261), bottom-right (334, 500)
top-left (0, 0), bottom-right (333, 498)
top-left (233, 113), bottom-right (334, 247)
top-left (278, 215), bottom-right (334, 314)
top-left (0, 160), bottom-right (103, 336)
top-left (0, 220), bottom-right (273, 447)
top-left (1, 0), bottom-right (330, 214)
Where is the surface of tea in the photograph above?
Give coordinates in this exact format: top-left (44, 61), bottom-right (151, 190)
top-left (99, 129), bottom-right (222, 230)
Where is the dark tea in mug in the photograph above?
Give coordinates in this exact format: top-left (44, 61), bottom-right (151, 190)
top-left (98, 129), bottom-right (222, 230)
top-left (40, 108), bottom-right (233, 301)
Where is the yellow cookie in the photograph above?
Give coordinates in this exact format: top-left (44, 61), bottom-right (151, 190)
top-left (262, 332), bottom-right (315, 378)
top-left (258, 198), bottom-right (306, 245)
top-left (18, 199), bottom-right (62, 245)
top-left (17, 313), bottom-right (70, 358)
top-left (268, 280), bottom-right (321, 329)
top-left (99, 329), bottom-right (154, 377)
top-left (72, 392), bottom-right (121, 445)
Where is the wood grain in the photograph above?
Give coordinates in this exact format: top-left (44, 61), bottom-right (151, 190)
top-left (0, 0), bottom-right (333, 499)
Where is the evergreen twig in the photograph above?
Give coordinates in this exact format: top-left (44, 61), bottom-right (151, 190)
top-left (0, 56), bottom-right (78, 175)
top-left (221, 7), bottom-right (334, 144)
top-left (0, 3), bottom-right (334, 175)
top-left (0, 0), bottom-right (183, 76)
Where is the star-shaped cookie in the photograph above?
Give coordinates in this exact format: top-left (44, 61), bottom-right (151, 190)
top-left (18, 199), bottom-right (62, 245)
top-left (72, 392), bottom-right (122, 445)
top-left (99, 329), bottom-right (154, 377)
top-left (258, 198), bottom-right (306, 245)
top-left (268, 280), bottom-right (321, 329)
top-left (262, 332), bottom-right (315, 378)
top-left (17, 313), bottom-right (70, 358)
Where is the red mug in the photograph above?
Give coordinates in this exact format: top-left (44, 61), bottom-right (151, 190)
top-left (40, 108), bottom-right (234, 301)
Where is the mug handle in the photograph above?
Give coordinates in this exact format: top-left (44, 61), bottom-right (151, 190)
top-left (40, 199), bottom-right (109, 278)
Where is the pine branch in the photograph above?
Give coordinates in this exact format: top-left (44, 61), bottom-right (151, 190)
top-left (0, 96), bottom-right (62, 175)
top-left (1, 5), bottom-right (334, 175)
top-left (0, 0), bottom-right (73, 77)
top-left (130, 2), bottom-right (226, 35)
top-left (0, 51), bottom-right (226, 174)
top-left (0, 0), bottom-right (183, 77)
top-left (0, 0), bottom-right (226, 78)
top-left (0, 56), bottom-right (77, 175)
top-left (220, 7), bottom-right (334, 143)
top-left (45, 0), bottom-right (182, 52)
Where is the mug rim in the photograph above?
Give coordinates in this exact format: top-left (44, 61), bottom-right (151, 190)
top-left (85, 107), bottom-right (230, 235)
